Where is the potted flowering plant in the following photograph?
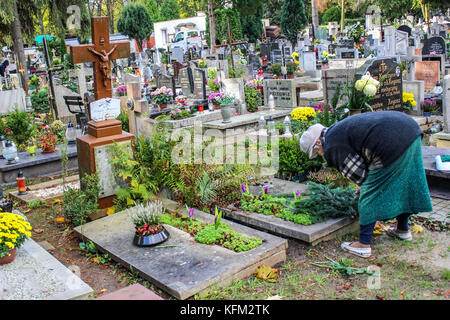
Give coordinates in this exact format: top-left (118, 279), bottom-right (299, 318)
top-left (0, 212), bottom-right (32, 265)
top-left (151, 86), bottom-right (173, 110)
top-left (207, 68), bottom-right (220, 92)
top-left (197, 59), bottom-right (207, 68)
top-left (129, 201), bottom-right (169, 247)
top-left (208, 92), bottom-right (224, 110)
top-left (340, 73), bottom-right (381, 115)
top-left (217, 93), bottom-right (236, 123)
top-left (170, 107), bottom-right (195, 120)
top-left (115, 85), bottom-right (127, 97)
top-left (39, 124), bottom-right (58, 153)
top-left (422, 98), bottom-right (437, 117)
top-left (402, 92), bottom-right (417, 113)
top-left (245, 78), bottom-right (263, 112)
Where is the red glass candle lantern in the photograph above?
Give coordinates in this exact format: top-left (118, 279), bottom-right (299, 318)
top-left (198, 105), bottom-right (204, 112)
top-left (16, 169), bottom-right (27, 195)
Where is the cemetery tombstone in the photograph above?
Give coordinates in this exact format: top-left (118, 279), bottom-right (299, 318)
top-left (358, 58), bottom-right (403, 111)
top-left (414, 61), bottom-right (440, 89)
top-left (178, 67), bottom-right (194, 97)
top-left (156, 73), bottom-right (177, 98)
top-left (422, 36), bottom-right (446, 56)
top-left (170, 47), bottom-right (184, 63)
top-left (336, 48), bottom-right (358, 59)
top-left (263, 79), bottom-right (297, 108)
top-left (260, 43), bottom-right (271, 59)
top-left (322, 68), bottom-right (358, 106)
top-left (192, 68), bottom-right (207, 101)
top-left (72, 16), bottom-right (134, 209)
top-left (398, 25), bottom-right (412, 37)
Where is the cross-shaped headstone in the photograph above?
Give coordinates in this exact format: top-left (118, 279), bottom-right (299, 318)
top-left (70, 17), bottom-right (130, 100)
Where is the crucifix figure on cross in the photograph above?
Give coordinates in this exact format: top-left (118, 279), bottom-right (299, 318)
top-left (70, 16), bottom-right (130, 100)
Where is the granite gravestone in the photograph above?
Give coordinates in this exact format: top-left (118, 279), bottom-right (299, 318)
top-left (422, 36), bottom-right (446, 56)
top-left (156, 73), bottom-right (177, 98)
top-left (263, 79), bottom-right (297, 108)
top-left (358, 58), bottom-right (403, 111)
top-left (397, 25), bottom-right (412, 37)
top-left (192, 68), bottom-right (207, 100)
top-left (179, 67), bottom-right (193, 96)
top-left (336, 48), bottom-right (358, 59)
top-left (322, 68), bottom-right (358, 106)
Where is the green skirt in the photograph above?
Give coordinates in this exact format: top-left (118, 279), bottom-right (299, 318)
top-left (358, 136), bottom-right (433, 226)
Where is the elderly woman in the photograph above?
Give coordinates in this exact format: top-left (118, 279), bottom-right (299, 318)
top-left (300, 111), bottom-right (432, 258)
top-left (0, 59), bottom-right (9, 82)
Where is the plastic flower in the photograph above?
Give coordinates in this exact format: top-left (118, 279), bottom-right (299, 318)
top-left (241, 184), bottom-right (247, 193)
top-left (355, 79), bottom-right (366, 91)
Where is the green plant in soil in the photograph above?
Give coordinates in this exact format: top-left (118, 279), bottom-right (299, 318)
top-left (62, 173), bottom-right (100, 227)
top-left (159, 212), bottom-right (262, 253)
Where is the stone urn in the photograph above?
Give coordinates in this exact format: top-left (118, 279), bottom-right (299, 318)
top-left (0, 248), bottom-right (16, 266)
top-left (220, 104), bottom-right (234, 123)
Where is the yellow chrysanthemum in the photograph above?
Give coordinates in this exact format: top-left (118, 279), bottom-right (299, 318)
top-left (290, 107), bottom-right (316, 121)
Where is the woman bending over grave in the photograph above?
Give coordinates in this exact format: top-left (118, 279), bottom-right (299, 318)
top-left (299, 111), bottom-right (432, 258)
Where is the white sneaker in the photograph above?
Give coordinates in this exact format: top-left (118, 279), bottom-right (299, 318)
top-left (341, 242), bottom-right (372, 258)
top-left (386, 227), bottom-right (412, 241)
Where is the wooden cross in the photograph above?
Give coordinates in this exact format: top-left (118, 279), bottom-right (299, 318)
top-left (70, 17), bottom-right (130, 100)
top-left (214, 19), bottom-right (248, 69)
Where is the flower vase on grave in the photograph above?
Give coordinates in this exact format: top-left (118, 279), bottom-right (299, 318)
top-left (158, 104), bottom-right (168, 111)
top-left (213, 104), bottom-right (221, 110)
top-left (220, 104), bottom-right (234, 123)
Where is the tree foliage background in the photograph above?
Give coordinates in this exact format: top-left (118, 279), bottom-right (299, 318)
top-left (117, 2), bottom-right (154, 51)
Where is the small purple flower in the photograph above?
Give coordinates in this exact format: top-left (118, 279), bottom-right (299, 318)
top-left (213, 77), bottom-right (219, 85)
top-left (176, 109), bottom-right (182, 114)
top-left (241, 184), bottom-right (247, 193)
top-left (263, 186), bottom-right (268, 195)
top-left (189, 207), bottom-right (194, 217)
top-left (296, 190), bottom-right (301, 198)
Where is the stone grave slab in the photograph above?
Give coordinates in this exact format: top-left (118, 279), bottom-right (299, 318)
top-left (0, 237), bottom-right (93, 300)
top-left (422, 146), bottom-right (450, 200)
top-left (74, 198), bottom-right (288, 300)
top-left (0, 144), bottom-right (78, 185)
top-left (9, 175), bottom-right (80, 205)
top-left (219, 178), bottom-right (359, 245)
top-left (95, 284), bottom-right (163, 300)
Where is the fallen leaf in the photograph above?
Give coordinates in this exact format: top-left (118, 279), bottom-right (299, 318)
top-left (444, 290), bottom-right (450, 297)
top-left (376, 294), bottom-right (385, 300)
top-left (55, 217), bottom-right (65, 223)
top-left (254, 265), bottom-right (279, 282)
top-left (432, 246), bottom-right (442, 251)
top-left (106, 207), bottom-right (115, 216)
top-left (93, 257), bottom-right (98, 263)
top-left (52, 199), bottom-right (62, 205)
top-left (266, 295), bottom-right (283, 300)
top-left (34, 228), bottom-right (44, 234)
top-left (344, 282), bottom-right (352, 290)
top-left (412, 224), bottom-right (424, 234)
top-left (99, 289), bottom-right (107, 294)
top-left (120, 279), bottom-right (126, 285)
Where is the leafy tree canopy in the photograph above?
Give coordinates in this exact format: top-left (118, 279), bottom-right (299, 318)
top-left (117, 2), bottom-right (154, 51)
top-left (281, 0), bottom-right (307, 44)
top-left (159, 0), bottom-right (181, 21)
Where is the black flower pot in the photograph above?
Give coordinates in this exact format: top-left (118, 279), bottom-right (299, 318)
top-left (0, 200), bottom-right (13, 213)
top-left (292, 171), bottom-right (309, 183)
top-left (133, 227), bottom-right (170, 247)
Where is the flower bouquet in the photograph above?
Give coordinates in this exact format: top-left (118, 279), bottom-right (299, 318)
top-left (170, 107), bottom-right (194, 120)
top-left (115, 85), bottom-right (127, 97)
top-left (207, 68), bottom-right (220, 92)
top-left (245, 79), bottom-right (263, 113)
top-left (0, 212), bottom-right (32, 265)
top-left (39, 124), bottom-right (58, 153)
top-left (208, 92), bottom-right (224, 110)
top-left (340, 73), bottom-right (381, 114)
top-left (402, 92), bottom-right (417, 112)
top-left (151, 86), bottom-right (173, 110)
top-left (129, 201), bottom-right (169, 247)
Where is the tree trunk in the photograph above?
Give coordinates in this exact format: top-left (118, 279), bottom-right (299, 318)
top-left (10, 2), bottom-right (28, 84)
top-left (107, 0), bottom-right (114, 33)
top-left (208, 0), bottom-right (216, 54)
top-left (311, 0), bottom-right (319, 39)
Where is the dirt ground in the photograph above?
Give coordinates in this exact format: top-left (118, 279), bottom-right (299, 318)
top-left (20, 196), bottom-right (449, 300)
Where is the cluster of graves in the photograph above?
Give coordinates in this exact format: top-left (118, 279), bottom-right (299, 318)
top-left (1, 10), bottom-right (450, 300)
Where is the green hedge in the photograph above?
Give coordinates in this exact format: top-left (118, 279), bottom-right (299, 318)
top-left (206, 9), bottom-right (243, 47)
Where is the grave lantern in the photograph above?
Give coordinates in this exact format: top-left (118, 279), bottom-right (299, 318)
top-left (268, 94), bottom-right (275, 113)
top-left (258, 116), bottom-right (267, 135)
top-left (283, 116), bottom-right (292, 137)
top-left (0, 135), bottom-right (5, 159)
top-left (432, 81), bottom-right (443, 96)
top-left (16, 169), bottom-right (27, 195)
top-left (66, 122), bottom-right (77, 145)
top-left (268, 116), bottom-right (276, 136)
top-left (3, 140), bottom-right (18, 164)
top-left (76, 124), bottom-right (83, 138)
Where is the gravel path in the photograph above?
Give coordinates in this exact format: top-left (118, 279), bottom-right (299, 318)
top-left (30, 181), bottom-right (80, 199)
